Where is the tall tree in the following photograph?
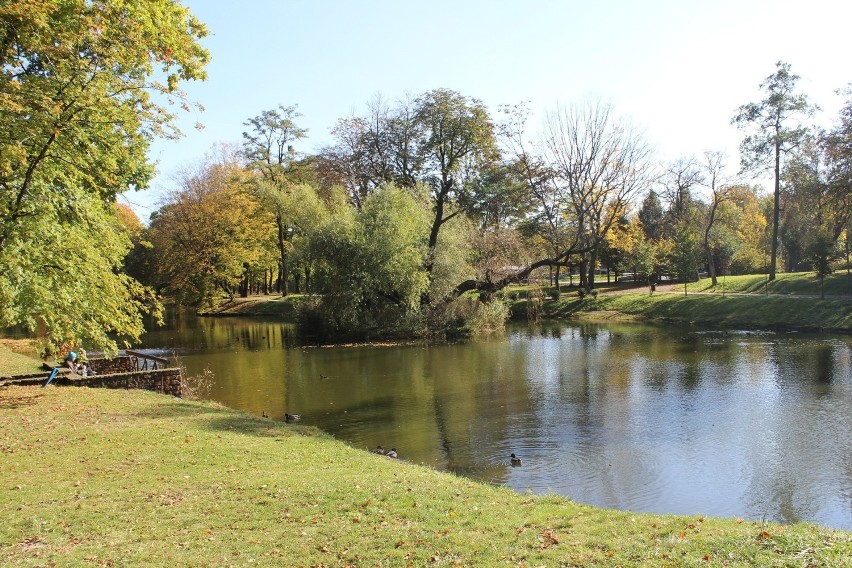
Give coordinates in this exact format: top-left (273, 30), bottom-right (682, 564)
top-left (660, 156), bottom-right (702, 229)
top-left (669, 220), bottom-right (703, 295)
top-left (499, 102), bottom-right (574, 291)
top-left (414, 89), bottom-right (499, 276)
top-left (824, 85), bottom-right (852, 289)
top-left (453, 99), bottom-right (654, 299)
top-left (542, 99), bottom-right (654, 291)
top-left (823, 87), bottom-right (852, 245)
top-left (146, 154), bottom-right (272, 307)
top-left (0, 0), bottom-right (208, 353)
top-left (638, 190), bottom-right (665, 241)
top-left (699, 151), bottom-right (735, 285)
top-left (318, 89), bottom-right (499, 293)
top-left (732, 61), bottom-right (816, 280)
top-left (242, 105), bottom-right (308, 295)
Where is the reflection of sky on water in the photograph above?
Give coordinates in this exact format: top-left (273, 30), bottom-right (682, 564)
top-left (140, 314), bottom-right (852, 530)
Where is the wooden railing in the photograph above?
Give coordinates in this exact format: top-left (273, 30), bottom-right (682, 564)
top-left (125, 350), bottom-right (170, 371)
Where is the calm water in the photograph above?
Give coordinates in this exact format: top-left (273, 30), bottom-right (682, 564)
top-left (139, 312), bottom-right (852, 530)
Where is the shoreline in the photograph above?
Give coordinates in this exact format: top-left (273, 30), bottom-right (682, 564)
top-left (1, 385), bottom-right (849, 566)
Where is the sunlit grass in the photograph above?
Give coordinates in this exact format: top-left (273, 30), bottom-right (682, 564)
top-left (1, 386), bottom-right (848, 566)
top-left (686, 271), bottom-right (852, 296)
top-left (0, 340), bottom-right (44, 376)
top-left (537, 292), bottom-right (852, 331)
top-left (199, 293), bottom-right (310, 319)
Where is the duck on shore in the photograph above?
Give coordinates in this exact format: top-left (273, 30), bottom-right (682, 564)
top-left (370, 445), bottom-right (385, 455)
top-left (385, 448), bottom-right (398, 459)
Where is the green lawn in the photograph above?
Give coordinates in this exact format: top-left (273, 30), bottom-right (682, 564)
top-left (525, 292), bottom-right (852, 332)
top-left (684, 271), bottom-right (852, 296)
top-left (1, 386), bottom-right (848, 566)
top-left (0, 340), bottom-right (44, 376)
top-left (198, 293), bottom-right (309, 320)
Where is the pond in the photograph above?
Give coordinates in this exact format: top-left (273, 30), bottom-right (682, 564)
top-left (139, 311), bottom-right (852, 530)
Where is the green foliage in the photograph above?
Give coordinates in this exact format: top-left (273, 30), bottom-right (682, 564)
top-left (732, 62), bottom-right (815, 174)
top-left (638, 190), bottom-right (665, 241)
top-left (427, 209), bottom-right (476, 302)
top-left (308, 184), bottom-right (431, 339)
top-left (0, 0), bottom-right (208, 353)
top-left (669, 222), bottom-right (704, 292)
top-left (635, 239), bottom-right (660, 282)
top-left (144, 157), bottom-right (273, 307)
top-left (810, 229), bottom-right (838, 279)
top-left (0, 195), bottom-right (160, 356)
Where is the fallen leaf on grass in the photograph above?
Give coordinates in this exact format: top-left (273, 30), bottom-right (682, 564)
top-left (539, 529), bottom-right (559, 549)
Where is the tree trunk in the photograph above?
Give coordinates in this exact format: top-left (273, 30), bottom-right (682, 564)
top-left (425, 186), bottom-right (449, 275)
top-left (707, 248), bottom-right (717, 287)
top-left (554, 264), bottom-right (561, 297)
top-left (240, 262), bottom-right (250, 298)
top-left (276, 211), bottom-right (289, 296)
top-left (586, 250), bottom-right (597, 291)
top-left (769, 138), bottom-right (781, 281)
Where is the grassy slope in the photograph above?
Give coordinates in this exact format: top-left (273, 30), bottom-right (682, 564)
top-left (682, 272), bottom-right (852, 296)
top-left (1, 386), bottom-right (848, 567)
top-left (197, 294), bottom-right (307, 319)
top-left (209, 274), bottom-right (851, 332)
top-left (538, 293), bottom-right (852, 332)
top-left (0, 340), bottom-right (44, 376)
top-left (501, 272), bottom-right (852, 332)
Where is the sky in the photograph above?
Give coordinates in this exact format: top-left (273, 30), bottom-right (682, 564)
top-left (124, 0), bottom-right (852, 220)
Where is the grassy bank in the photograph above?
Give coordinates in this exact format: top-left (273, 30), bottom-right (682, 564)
top-left (522, 292), bottom-right (852, 332)
top-left (0, 340), bottom-right (44, 376)
top-left (683, 272), bottom-right (852, 296)
top-left (207, 273), bottom-right (851, 333)
top-left (197, 294), bottom-right (308, 320)
top-left (500, 272), bottom-right (852, 332)
top-left (1, 386), bottom-right (849, 567)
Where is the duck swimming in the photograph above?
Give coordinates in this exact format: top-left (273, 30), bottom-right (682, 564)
top-left (510, 453), bottom-right (522, 466)
top-left (284, 413), bottom-right (301, 423)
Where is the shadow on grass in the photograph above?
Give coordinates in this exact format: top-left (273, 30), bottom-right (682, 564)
top-left (0, 388), bottom-right (44, 409)
top-left (201, 415), bottom-right (322, 438)
top-left (132, 399), bottom-right (322, 438)
top-left (131, 400), bottom-right (234, 420)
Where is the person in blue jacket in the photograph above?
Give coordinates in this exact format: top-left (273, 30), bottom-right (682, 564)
top-left (64, 351), bottom-right (78, 373)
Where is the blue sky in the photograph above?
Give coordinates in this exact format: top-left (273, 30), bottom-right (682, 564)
top-left (125, 0), bottom-right (852, 220)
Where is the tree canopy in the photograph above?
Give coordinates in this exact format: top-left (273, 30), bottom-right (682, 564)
top-left (0, 0), bottom-right (209, 353)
